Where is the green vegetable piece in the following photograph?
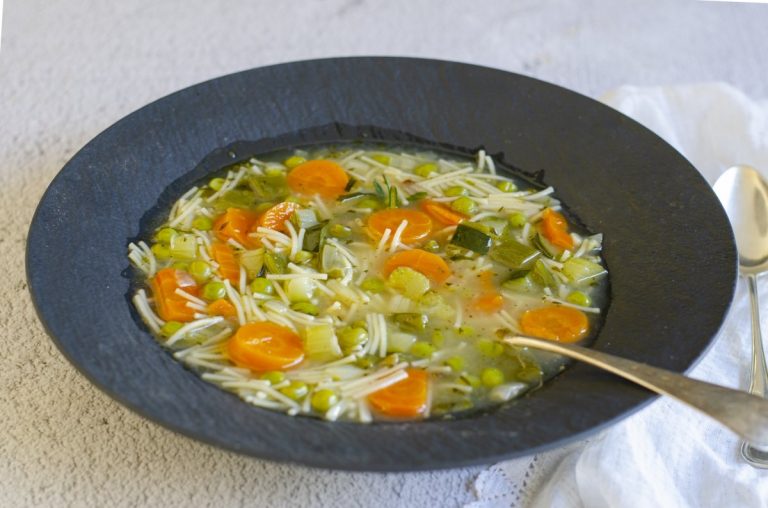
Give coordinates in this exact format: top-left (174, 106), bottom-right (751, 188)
top-left (476, 338), bottom-right (504, 357)
top-left (562, 258), bottom-right (607, 285)
top-left (264, 166), bottom-right (285, 177)
top-left (169, 233), bottom-right (198, 260)
top-left (457, 325), bottom-right (475, 337)
top-left (284, 155), bottom-right (306, 169)
top-left (214, 189), bottom-right (255, 210)
top-left (533, 233), bottom-right (563, 259)
top-left (445, 356), bottom-right (465, 372)
top-left (290, 208), bottom-right (319, 230)
top-left (481, 367), bottom-right (505, 387)
top-left (431, 330), bottom-right (445, 347)
top-left (280, 381), bottom-right (308, 401)
top-left (248, 174), bottom-right (288, 201)
top-left (264, 251), bottom-right (287, 274)
top-left (497, 180), bottom-right (517, 192)
top-left (356, 356), bottom-right (376, 369)
top-left (410, 341), bottom-right (435, 358)
top-left (171, 262), bottom-right (189, 271)
top-left (444, 186), bottom-right (468, 197)
top-left (567, 290), bottom-right (592, 307)
top-left (208, 177), bottom-right (226, 191)
top-left (371, 154), bottom-right (391, 165)
top-left (450, 196), bottom-right (477, 215)
top-left (202, 281), bottom-right (227, 301)
top-left (393, 313), bottom-right (429, 332)
top-left (260, 371), bottom-right (286, 385)
top-left (356, 197), bottom-right (383, 210)
top-left (302, 222), bottom-right (328, 252)
top-left (489, 240), bottom-right (540, 269)
top-left (501, 273), bottom-right (536, 293)
top-left (338, 327), bottom-right (368, 352)
top-left (337, 192), bottom-right (374, 203)
top-left (329, 224), bottom-right (352, 239)
top-left (460, 373), bottom-right (481, 388)
top-left (508, 212), bottom-right (527, 228)
top-left (311, 389), bottom-right (339, 412)
top-left (155, 227), bottom-right (178, 245)
top-left (360, 277), bottom-right (386, 293)
top-left (240, 249), bottom-right (265, 279)
top-left (413, 163), bottom-right (437, 178)
top-left (387, 266), bottom-right (431, 299)
top-left (304, 324), bottom-right (342, 361)
top-left (293, 250), bottom-right (313, 264)
top-left (516, 365), bottom-right (544, 383)
top-left (249, 277), bottom-right (274, 295)
top-left (188, 260), bottom-right (212, 282)
top-left (387, 332), bottom-right (417, 353)
top-left (151, 243), bottom-right (171, 260)
top-left (451, 223), bottom-right (493, 254)
top-left (191, 216), bottom-right (213, 231)
top-left (408, 191), bottom-right (428, 202)
top-left (291, 302), bottom-right (319, 316)
top-left (160, 321), bottom-right (183, 337)
top-left (530, 259), bottom-right (557, 288)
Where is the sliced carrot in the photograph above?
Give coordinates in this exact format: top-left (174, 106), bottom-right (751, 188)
top-left (538, 208), bottom-right (574, 250)
top-left (256, 201), bottom-right (301, 233)
top-left (368, 368), bottom-right (429, 418)
top-left (227, 322), bottom-right (304, 371)
top-left (383, 249), bottom-right (452, 284)
top-left (150, 268), bottom-right (199, 322)
top-left (207, 299), bottom-right (237, 318)
top-left (367, 209), bottom-right (433, 245)
top-left (210, 242), bottom-right (240, 284)
top-left (470, 270), bottom-right (504, 313)
top-left (213, 208), bottom-right (259, 247)
top-left (519, 305), bottom-right (589, 343)
top-left (419, 199), bottom-right (467, 226)
top-left (286, 159), bottom-right (349, 199)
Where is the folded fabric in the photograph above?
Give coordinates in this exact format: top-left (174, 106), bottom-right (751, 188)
top-left (471, 83), bottom-right (768, 508)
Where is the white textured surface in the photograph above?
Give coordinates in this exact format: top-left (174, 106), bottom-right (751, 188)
top-left (2, 1), bottom-right (767, 506)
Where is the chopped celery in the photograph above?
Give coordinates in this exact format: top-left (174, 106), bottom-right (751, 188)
top-left (240, 248), bottom-right (265, 278)
top-left (290, 208), bottom-right (319, 230)
top-left (450, 223), bottom-right (493, 254)
top-left (286, 277), bottom-right (315, 302)
top-left (387, 332), bottom-right (417, 353)
top-left (387, 266), bottom-right (431, 299)
top-left (501, 272), bottom-right (536, 293)
top-left (264, 251), bottom-right (287, 274)
top-left (360, 277), bottom-right (386, 293)
top-left (212, 189), bottom-right (254, 210)
top-left (567, 290), bottom-right (592, 307)
top-left (562, 258), bottom-right (607, 285)
top-left (410, 341), bottom-right (435, 358)
top-left (302, 222), bottom-right (328, 252)
top-left (393, 313), bottom-right (428, 332)
top-left (248, 174), bottom-right (288, 200)
top-left (530, 259), bottom-right (557, 288)
top-left (320, 243), bottom-right (353, 280)
top-left (169, 234), bottom-right (197, 260)
top-left (304, 324), bottom-right (342, 361)
top-left (489, 240), bottom-right (540, 269)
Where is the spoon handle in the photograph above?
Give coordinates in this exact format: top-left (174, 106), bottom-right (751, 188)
top-left (741, 274), bottom-right (768, 466)
top-left (504, 336), bottom-right (768, 448)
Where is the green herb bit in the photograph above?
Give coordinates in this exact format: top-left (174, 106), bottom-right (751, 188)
top-left (451, 223), bottom-right (492, 254)
top-left (393, 313), bottom-right (429, 332)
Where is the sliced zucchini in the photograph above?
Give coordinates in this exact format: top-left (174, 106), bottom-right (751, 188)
top-left (489, 240), bottom-right (540, 269)
top-left (451, 223), bottom-right (493, 254)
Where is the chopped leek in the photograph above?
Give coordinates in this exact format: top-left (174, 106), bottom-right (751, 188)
top-left (169, 234), bottom-right (197, 260)
top-left (304, 324), bottom-right (342, 362)
top-left (290, 208), bottom-right (319, 230)
top-left (562, 258), bottom-right (607, 285)
top-left (489, 240), bottom-right (540, 269)
top-left (240, 248), bottom-right (265, 278)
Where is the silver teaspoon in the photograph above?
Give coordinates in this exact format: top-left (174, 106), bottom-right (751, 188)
top-left (714, 165), bottom-right (768, 467)
top-left (503, 336), bottom-right (768, 449)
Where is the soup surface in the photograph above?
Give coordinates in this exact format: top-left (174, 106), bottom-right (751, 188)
top-left (128, 146), bottom-right (608, 422)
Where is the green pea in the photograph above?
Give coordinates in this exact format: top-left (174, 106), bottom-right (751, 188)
top-left (444, 186), bottom-right (468, 197)
top-left (431, 330), bottom-right (445, 347)
top-left (566, 291), bottom-right (592, 307)
top-left (360, 277), bottom-right (386, 293)
top-left (451, 196), bottom-right (477, 215)
top-left (357, 197), bottom-right (382, 210)
top-left (410, 341), bottom-right (435, 358)
top-left (445, 356), bottom-right (465, 372)
top-left (393, 313), bottom-right (428, 332)
top-left (481, 367), bottom-right (505, 387)
top-left (191, 216), bottom-right (213, 231)
top-left (155, 227), bottom-right (178, 245)
top-left (311, 389), bottom-right (339, 412)
top-left (291, 302), bottom-right (319, 316)
top-left (249, 277), bottom-right (274, 295)
top-left (260, 371), bottom-right (286, 385)
top-left (188, 260), bottom-right (212, 282)
top-left (496, 180), bottom-right (517, 192)
top-left (151, 243), bottom-right (171, 260)
top-left (160, 321), bottom-right (183, 337)
top-left (202, 281), bottom-right (227, 301)
top-left (413, 163), bottom-right (437, 178)
top-left (476, 338), bottom-right (504, 357)
top-left (371, 154), bottom-right (391, 165)
top-left (508, 212), bottom-right (527, 228)
top-left (208, 177), bottom-right (226, 191)
top-left (293, 250), bottom-right (313, 264)
top-left (280, 381), bottom-right (308, 401)
top-left (338, 327), bottom-right (368, 350)
top-left (329, 224), bottom-right (352, 239)
top-left (284, 156), bottom-right (306, 169)
top-left (456, 325), bottom-right (475, 337)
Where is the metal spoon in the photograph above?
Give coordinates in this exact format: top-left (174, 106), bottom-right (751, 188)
top-left (713, 164), bottom-right (768, 467)
top-left (503, 336), bottom-right (768, 449)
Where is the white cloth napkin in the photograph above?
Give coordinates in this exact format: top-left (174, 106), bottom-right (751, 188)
top-left (471, 83), bottom-right (768, 508)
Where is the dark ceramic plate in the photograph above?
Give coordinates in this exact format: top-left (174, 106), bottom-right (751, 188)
top-left (27, 57), bottom-right (737, 471)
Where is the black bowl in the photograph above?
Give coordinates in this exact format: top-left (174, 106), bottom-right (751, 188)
top-left (26, 57), bottom-right (737, 471)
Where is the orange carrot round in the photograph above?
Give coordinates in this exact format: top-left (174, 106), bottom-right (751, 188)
top-left (207, 299), bottom-right (237, 318)
top-left (210, 242), bottom-right (240, 284)
top-left (286, 159), bottom-right (349, 198)
top-left (257, 201), bottom-right (301, 233)
top-left (213, 208), bottom-right (259, 247)
top-left (470, 270), bottom-right (504, 313)
top-left (419, 200), bottom-right (467, 226)
top-left (368, 368), bottom-right (429, 418)
top-left (151, 268), bottom-right (199, 322)
top-left (519, 305), bottom-right (589, 343)
top-left (538, 208), bottom-right (574, 250)
top-left (227, 322), bottom-right (304, 371)
top-left (367, 209), bottom-right (432, 244)
top-left (383, 249), bottom-right (452, 284)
